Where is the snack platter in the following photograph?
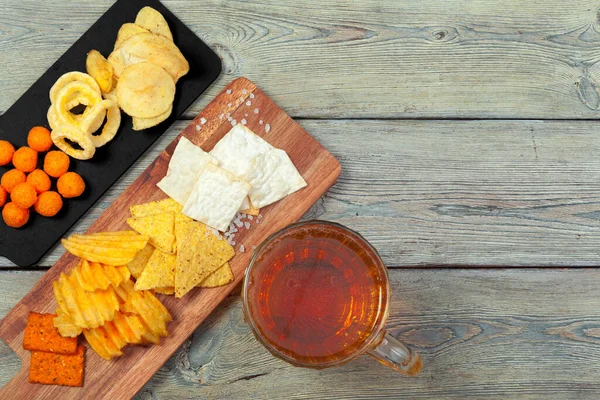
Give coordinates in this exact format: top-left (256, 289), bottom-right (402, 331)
top-left (0, 0), bottom-right (221, 266)
top-left (0, 74), bottom-right (341, 397)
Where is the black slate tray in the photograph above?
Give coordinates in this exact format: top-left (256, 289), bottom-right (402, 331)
top-left (0, 0), bottom-right (222, 266)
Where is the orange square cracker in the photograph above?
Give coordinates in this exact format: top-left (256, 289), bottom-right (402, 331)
top-left (29, 345), bottom-right (85, 387)
top-left (23, 312), bottom-right (78, 354)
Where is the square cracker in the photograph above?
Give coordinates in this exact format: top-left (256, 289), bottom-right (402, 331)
top-left (23, 312), bottom-right (78, 354)
top-left (29, 345), bottom-right (84, 387)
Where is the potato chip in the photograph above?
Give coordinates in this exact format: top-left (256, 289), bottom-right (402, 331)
top-left (80, 99), bottom-right (121, 148)
top-left (127, 212), bottom-right (175, 254)
top-left (62, 238), bottom-right (146, 265)
top-left (114, 280), bottom-right (172, 343)
top-left (183, 163), bottom-right (251, 232)
top-left (157, 137), bottom-right (219, 205)
top-left (135, 7), bottom-right (173, 41)
top-left (83, 312), bottom-right (145, 360)
top-left (130, 198), bottom-right (182, 218)
top-left (117, 62), bottom-right (175, 118)
top-left (86, 50), bottom-right (114, 94)
top-left (198, 262), bottom-right (234, 288)
top-left (53, 309), bottom-right (82, 338)
top-left (91, 231), bottom-right (140, 237)
top-left (71, 260), bottom-right (131, 292)
top-left (127, 243), bottom-right (155, 279)
top-left (153, 287), bottom-right (174, 295)
top-left (108, 32), bottom-right (189, 81)
top-left (49, 71), bottom-right (101, 104)
top-left (23, 312), bottom-right (78, 354)
top-left (53, 273), bottom-right (119, 329)
top-left (174, 215), bottom-right (235, 297)
top-left (134, 249), bottom-right (176, 291)
top-left (114, 23), bottom-right (150, 50)
top-left (66, 234), bottom-right (149, 250)
top-left (132, 104), bottom-right (172, 131)
top-left (29, 345), bottom-right (84, 387)
top-left (51, 124), bottom-right (96, 161)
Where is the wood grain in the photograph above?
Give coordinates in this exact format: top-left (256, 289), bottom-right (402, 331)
top-left (4, 1), bottom-right (600, 118)
top-left (3, 268), bottom-right (600, 399)
top-left (5, 119), bottom-right (599, 268)
top-left (0, 77), bottom-right (340, 399)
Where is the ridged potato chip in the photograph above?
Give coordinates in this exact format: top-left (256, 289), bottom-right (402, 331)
top-left (86, 50), bottom-right (114, 94)
top-left (66, 233), bottom-right (149, 250)
top-left (51, 124), bottom-right (96, 160)
top-left (53, 273), bottom-right (119, 329)
top-left (117, 62), bottom-right (175, 118)
top-left (53, 309), bottom-right (82, 338)
top-left (132, 104), bottom-right (172, 131)
top-left (62, 239), bottom-right (141, 266)
top-left (108, 32), bottom-right (189, 81)
top-left (83, 312), bottom-right (146, 360)
top-left (135, 7), bottom-right (173, 41)
top-left (114, 280), bottom-right (171, 343)
top-left (71, 260), bottom-right (131, 292)
top-left (114, 23), bottom-right (150, 50)
top-left (80, 99), bottom-right (121, 148)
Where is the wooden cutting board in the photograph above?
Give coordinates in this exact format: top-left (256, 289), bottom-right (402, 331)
top-left (0, 77), bottom-right (341, 399)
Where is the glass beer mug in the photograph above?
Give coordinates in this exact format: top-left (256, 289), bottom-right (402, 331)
top-left (242, 220), bottom-right (422, 375)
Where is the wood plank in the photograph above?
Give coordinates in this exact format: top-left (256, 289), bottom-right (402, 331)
top-left (0, 77), bottom-right (340, 399)
top-left (2, 269), bottom-right (600, 398)
top-left (2, 119), bottom-right (598, 268)
top-left (3, 1), bottom-right (600, 118)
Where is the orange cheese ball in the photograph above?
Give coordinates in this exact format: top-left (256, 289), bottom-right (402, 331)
top-left (12, 147), bottom-right (38, 173)
top-left (34, 191), bottom-right (63, 217)
top-left (27, 126), bottom-right (53, 152)
top-left (2, 202), bottom-right (29, 228)
top-left (0, 140), bottom-right (15, 166)
top-left (27, 169), bottom-right (51, 194)
top-left (57, 172), bottom-right (85, 198)
top-left (11, 182), bottom-right (37, 208)
top-left (1, 169), bottom-right (26, 193)
top-left (0, 187), bottom-right (6, 208)
top-left (44, 151), bottom-right (70, 178)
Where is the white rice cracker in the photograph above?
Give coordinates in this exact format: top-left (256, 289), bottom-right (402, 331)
top-left (242, 148), bottom-right (307, 208)
top-left (157, 137), bottom-right (218, 205)
top-left (183, 163), bottom-right (251, 231)
top-left (209, 124), bottom-right (273, 178)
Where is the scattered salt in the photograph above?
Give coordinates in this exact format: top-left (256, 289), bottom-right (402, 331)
top-left (258, 214), bottom-right (263, 219)
top-left (241, 118), bottom-right (247, 125)
top-left (250, 93), bottom-right (255, 99)
top-left (226, 112), bottom-right (231, 117)
top-left (265, 124), bottom-right (270, 133)
top-left (228, 102), bottom-right (232, 107)
top-left (220, 113), bottom-right (225, 120)
top-left (230, 240), bottom-right (236, 246)
top-left (235, 220), bottom-right (244, 228)
top-left (254, 108), bottom-right (259, 114)
top-left (244, 221), bottom-right (250, 229)
top-left (231, 119), bottom-right (237, 126)
top-left (259, 120), bottom-right (263, 125)
top-left (200, 117), bottom-right (207, 124)
top-left (245, 113), bottom-right (248, 117)
top-left (195, 125), bottom-right (201, 131)
top-left (239, 244), bottom-right (245, 252)
top-left (240, 97), bottom-right (245, 103)
top-left (247, 215), bottom-right (253, 220)
top-left (232, 227), bottom-right (238, 233)
top-left (226, 89), bottom-right (232, 94)
top-left (246, 100), bottom-right (252, 106)
top-left (242, 89), bottom-right (247, 94)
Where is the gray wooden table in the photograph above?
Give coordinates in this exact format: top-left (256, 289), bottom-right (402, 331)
top-left (2, 1), bottom-right (600, 398)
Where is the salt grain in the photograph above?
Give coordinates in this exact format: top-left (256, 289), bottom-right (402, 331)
top-left (254, 108), bottom-right (259, 114)
top-left (240, 97), bottom-right (245, 103)
top-left (239, 244), bottom-right (245, 252)
top-left (200, 117), bottom-right (207, 124)
top-left (242, 89), bottom-right (247, 94)
top-left (228, 102), bottom-right (232, 107)
top-left (246, 100), bottom-right (252, 106)
top-left (265, 124), bottom-right (270, 133)
top-left (250, 93), bottom-right (255, 99)
top-left (235, 220), bottom-right (244, 228)
top-left (220, 113), bottom-right (225, 120)
top-left (231, 120), bottom-right (237, 126)
top-left (195, 125), bottom-right (201, 131)
top-left (226, 89), bottom-right (232, 94)
top-left (244, 221), bottom-right (250, 229)
top-left (258, 213), bottom-right (263, 219)
top-left (226, 112), bottom-right (231, 117)
top-left (241, 118), bottom-right (247, 125)
top-left (247, 215), bottom-right (253, 220)
top-left (259, 120), bottom-right (263, 125)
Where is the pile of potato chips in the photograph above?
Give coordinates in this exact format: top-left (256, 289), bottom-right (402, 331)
top-left (53, 231), bottom-right (172, 360)
top-left (126, 198), bottom-right (235, 298)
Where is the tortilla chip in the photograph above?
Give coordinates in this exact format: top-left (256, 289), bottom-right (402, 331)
top-left (29, 345), bottom-right (84, 387)
top-left (134, 249), bottom-right (176, 291)
top-left (198, 262), bottom-right (234, 288)
top-left (127, 212), bottom-right (175, 254)
top-left (23, 312), bottom-right (78, 354)
top-left (153, 287), bottom-right (175, 295)
top-left (174, 216), bottom-right (235, 298)
top-left (127, 243), bottom-right (155, 279)
top-left (130, 198), bottom-right (182, 218)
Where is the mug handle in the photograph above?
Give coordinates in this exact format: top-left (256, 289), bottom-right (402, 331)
top-left (367, 331), bottom-right (422, 376)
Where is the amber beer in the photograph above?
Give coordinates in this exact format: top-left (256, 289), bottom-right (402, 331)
top-left (243, 221), bottom-right (422, 374)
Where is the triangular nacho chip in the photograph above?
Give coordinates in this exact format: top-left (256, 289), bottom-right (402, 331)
top-left (198, 262), bottom-right (234, 288)
top-left (134, 248), bottom-right (176, 291)
top-left (127, 212), bottom-right (176, 254)
top-left (130, 198), bottom-right (182, 218)
top-left (174, 215), bottom-right (235, 298)
top-left (126, 243), bottom-right (155, 279)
